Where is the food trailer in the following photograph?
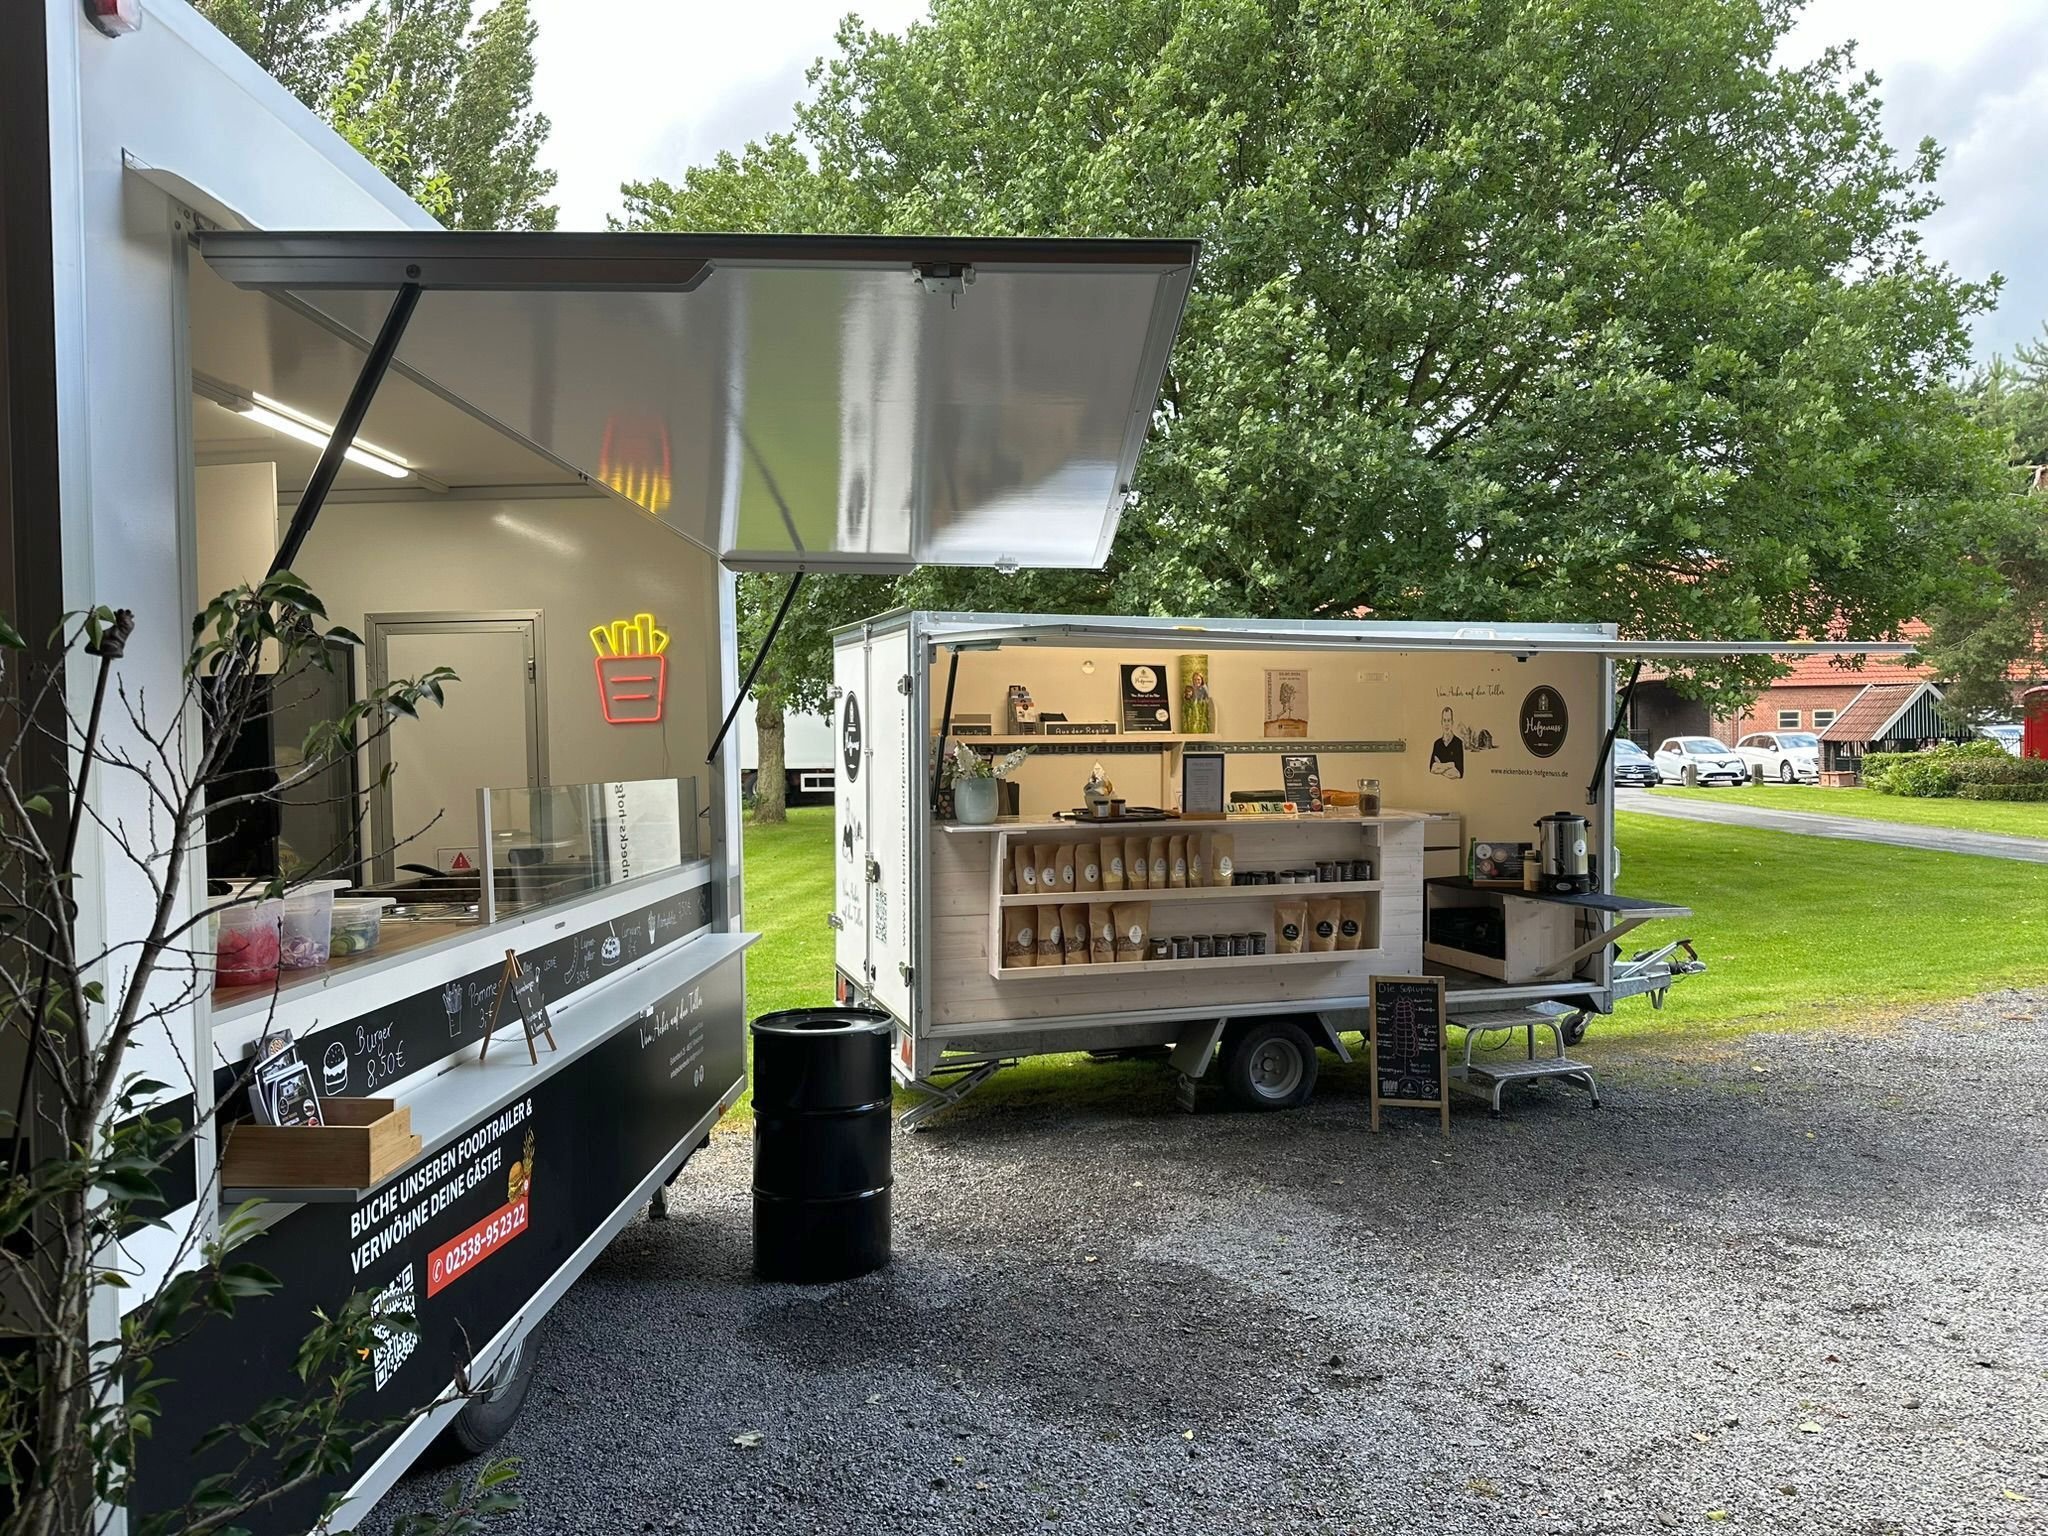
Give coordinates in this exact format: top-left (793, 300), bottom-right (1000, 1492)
top-left (833, 613), bottom-right (1897, 1120)
top-left (8, 5), bottom-right (1193, 1529)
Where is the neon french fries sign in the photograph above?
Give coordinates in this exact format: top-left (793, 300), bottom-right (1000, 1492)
top-left (592, 613), bottom-right (670, 725)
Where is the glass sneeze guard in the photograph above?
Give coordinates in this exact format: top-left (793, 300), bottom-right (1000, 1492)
top-left (477, 776), bottom-right (700, 924)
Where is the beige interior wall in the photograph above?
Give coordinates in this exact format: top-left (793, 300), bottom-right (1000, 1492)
top-left (939, 641), bottom-right (1605, 853)
top-left (195, 462), bottom-right (281, 594)
top-left (279, 492), bottom-right (720, 803)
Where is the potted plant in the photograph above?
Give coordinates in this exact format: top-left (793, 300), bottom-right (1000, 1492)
top-left (949, 741), bottom-right (1028, 824)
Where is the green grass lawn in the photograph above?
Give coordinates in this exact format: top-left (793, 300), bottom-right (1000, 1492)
top-left (734, 805), bottom-right (2048, 1116)
top-left (1611, 810), bottom-right (2048, 1035)
top-left (1648, 782), bottom-right (2048, 840)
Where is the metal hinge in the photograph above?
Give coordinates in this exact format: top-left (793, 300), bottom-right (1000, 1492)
top-left (526, 656), bottom-right (536, 680)
top-left (897, 674), bottom-right (913, 695)
top-left (864, 856), bottom-right (882, 884)
top-left (898, 961), bottom-right (914, 985)
top-left (826, 912), bottom-right (844, 931)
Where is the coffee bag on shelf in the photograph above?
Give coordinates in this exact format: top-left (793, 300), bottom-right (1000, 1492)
top-left (1306, 897), bottom-right (1341, 953)
top-left (1055, 843), bottom-right (1078, 895)
top-left (1113, 901), bottom-right (1150, 963)
top-left (1211, 833), bottom-right (1236, 887)
top-left (1038, 908), bottom-right (1065, 963)
top-left (1089, 903), bottom-right (1117, 964)
top-left (1002, 907), bottom-right (1037, 969)
top-left (1036, 844), bottom-right (1061, 897)
top-left (1123, 835), bottom-right (1151, 890)
top-left (1076, 841), bottom-right (1103, 893)
top-left (1187, 837), bottom-right (1207, 888)
top-left (1146, 836), bottom-right (1169, 888)
top-left (1336, 896), bottom-right (1369, 951)
top-left (1273, 900), bottom-right (1307, 954)
top-left (1012, 842), bottom-right (1038, 897)
top-left (1060, 903), bottom-right (1091, 965)
top-left (1102, 839), bottom-right (1126, 891)
top-left (1167, 834), bottom-right (1188, 888)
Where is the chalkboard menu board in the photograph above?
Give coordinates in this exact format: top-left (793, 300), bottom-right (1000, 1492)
top-left (1369, 974), bottom-right (1448, 1134)
top-left (1281, 753), bottom-right (1322, 812)
top-left (483, 950), bottom-right (558, 1064)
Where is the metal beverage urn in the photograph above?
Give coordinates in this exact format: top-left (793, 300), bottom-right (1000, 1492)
top-left (1534, 811), bottom-right (1593, 894)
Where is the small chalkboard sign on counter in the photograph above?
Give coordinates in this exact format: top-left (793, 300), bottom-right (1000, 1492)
top-left (481, 950), bottom-right (558, 1064)
top-left (1369, 974), bottom-right (1448, 1135)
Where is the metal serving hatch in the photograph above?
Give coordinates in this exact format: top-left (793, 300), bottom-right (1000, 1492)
top-left (195, 232), bottom-right (1198, 574)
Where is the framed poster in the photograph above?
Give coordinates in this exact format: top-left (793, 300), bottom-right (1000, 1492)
top-left (1263, 668), bottom-right (1308, 737)
top-left (1120, 663), bottom-right (1172, 732)
top-left (1369, 974), bottom-right (1449, 1135)
top-left (1181, 752), bottom-right (1226, 818)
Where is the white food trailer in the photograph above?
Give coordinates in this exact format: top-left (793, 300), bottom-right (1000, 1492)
top-left (833, 613), bottom-right (1901, 1121)
top-left (8, 5), bottom-right (1193, 1529)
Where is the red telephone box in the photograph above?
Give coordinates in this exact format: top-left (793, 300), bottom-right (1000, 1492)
top-left (2024, 686), bottom-right (2048, 761)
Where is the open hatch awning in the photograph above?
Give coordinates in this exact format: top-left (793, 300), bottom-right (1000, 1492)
top-left (194, 231), bottom-right (1197, 573)
top-left (910, 616), bottom-right (1921, 660)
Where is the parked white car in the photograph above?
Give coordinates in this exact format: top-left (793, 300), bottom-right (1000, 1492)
top-left (1735, 731), bottom-right (1821, 784)
top-left (1653, 736), bottom-right (1750, 786)
top-left (1980, 723), bottom-right (2023, 757)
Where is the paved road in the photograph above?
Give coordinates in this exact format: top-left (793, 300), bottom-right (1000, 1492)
top-left (1617, 787), bottom-right (2048, 864)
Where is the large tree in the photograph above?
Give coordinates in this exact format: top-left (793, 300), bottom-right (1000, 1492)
top-left (631, 0), bottom-right (2021, 709)
top-left (197, 0), bottom-right (558, 230)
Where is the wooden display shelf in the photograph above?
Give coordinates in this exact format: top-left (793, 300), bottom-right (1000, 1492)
top-left (1000, 880), bottom-right (1383, 908)
top-left (220, 1098), bottom-right (421, 1192)
top-left (995, 948), bottom-right (1369, 979)
top-left (942, 812), bottom-right (1418, 833)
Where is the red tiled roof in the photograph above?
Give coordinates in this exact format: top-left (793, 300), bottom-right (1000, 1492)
top-left (1818, 683), bottom-right (1920, 743)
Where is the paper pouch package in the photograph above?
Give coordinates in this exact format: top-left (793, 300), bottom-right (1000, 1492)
top-left (1003, 907), bottom-right (1037, 968)
top-left (1167, 835), bottom-right (1188, 888)
top-left (1306, 897), bottom-right (1341, 953)
top-left (1055, 843), bottom-right (1078, 895)
top-left (1076, 841), bottom-right (1103, 893)
top-left (1038, 910), bottom-right (1065, 963)
top-left (1123, 835), bottom-right (1151, 890)
top-left (1012, 843), bottom-right (1038, 896)
top-left (1147, 836), bottom-right (1168, 887)
top-left (1089, 903), bottom-right (1117, 963)
top-left (1335, 896), bottom-right (1369, 951)
top-left (1113, 901), bottom-right (1150, 963)
top-left (1274, 900), bottom-right (1307, 953)
top-left (1101, 840), bottom-right (1125, 892)
top-left (1060, 903), bottom-right (1091, 965)
top-left (1210, 833), bottom-right (1235, 887)
top-left (1035, 844), bottom-right (1061, 897)
top-left (1187, 837), bottom-right (1206, 887)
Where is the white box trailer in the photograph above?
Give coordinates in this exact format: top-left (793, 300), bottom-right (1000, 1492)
top-left (832, 613), bottom-right (1900, 1120)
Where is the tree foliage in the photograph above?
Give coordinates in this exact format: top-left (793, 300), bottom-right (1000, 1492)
top-left (626, 0), bottom-right (2026, 711)
top-left (197, 0), bottom-right (558, 230)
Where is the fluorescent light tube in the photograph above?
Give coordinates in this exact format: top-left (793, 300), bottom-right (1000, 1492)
top-left (235, 393), bottom-right (412, 480)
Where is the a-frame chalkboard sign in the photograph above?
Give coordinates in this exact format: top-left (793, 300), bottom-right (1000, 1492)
top-left (481, 949), bottom-right (557, 1064)
top-left (1368, 974), bottom-right (1449, 1135)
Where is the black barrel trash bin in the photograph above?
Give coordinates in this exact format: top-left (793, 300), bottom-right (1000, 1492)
top-left (751, 1007), bottom-right (893, 1283)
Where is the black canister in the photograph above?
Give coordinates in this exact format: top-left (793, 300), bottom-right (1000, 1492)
top-left (1250, 932), bottom-right (1269, 955)
top-left (752, 1008), bottom-right (893, 1283)
top-left (1213, 931), bottom-right (1237, 956)
top-left (1194, 936), bottom-right (1213, 958)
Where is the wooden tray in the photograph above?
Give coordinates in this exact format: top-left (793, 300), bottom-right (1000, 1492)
top-left (221, 1098), bottom-right (421, 1191)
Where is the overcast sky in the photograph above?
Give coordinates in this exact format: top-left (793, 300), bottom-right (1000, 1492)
top-left (529, 0), bottom-right (2048, 362)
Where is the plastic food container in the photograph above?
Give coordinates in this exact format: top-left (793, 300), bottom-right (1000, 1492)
top-left (212, 899), bottom-right (282, 988)
top-left (279, 880), bottom-right (350, 970)
top-left (329, 896), bottom-right (395, 958)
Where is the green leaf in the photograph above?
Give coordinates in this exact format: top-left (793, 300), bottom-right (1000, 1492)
top-left (0, 616), bottom-right (25, 649)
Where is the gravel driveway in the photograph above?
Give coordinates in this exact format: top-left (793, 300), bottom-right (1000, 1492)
top-left (376, 998), bottom-right (2048, 1535)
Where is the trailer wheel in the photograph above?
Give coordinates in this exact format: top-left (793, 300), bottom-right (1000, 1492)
top-left (1559, 1011), bottom-right (1589, 1046)
top-left (1222, 1020), bottom-right (1318, 1111)
top-left (442, 1332), bottom-right (538, 1459)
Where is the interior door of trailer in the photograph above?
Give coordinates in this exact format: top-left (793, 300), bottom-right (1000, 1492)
top-left (366, 612), bottom-right (543, 880)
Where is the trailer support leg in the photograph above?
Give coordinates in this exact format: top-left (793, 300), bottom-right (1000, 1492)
top-left (899, 1060), bottom-right (1003, 1130)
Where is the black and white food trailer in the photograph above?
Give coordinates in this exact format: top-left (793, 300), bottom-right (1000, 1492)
top-left (8, 5), bottom-right (1193, 1529)
top-left (831, 613), bottom-right (1907, 1121)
